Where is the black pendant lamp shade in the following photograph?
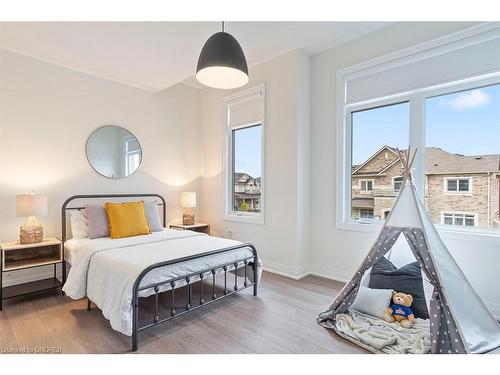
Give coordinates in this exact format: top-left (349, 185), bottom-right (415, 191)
top-left (196, 24), bottom-right (249, 89)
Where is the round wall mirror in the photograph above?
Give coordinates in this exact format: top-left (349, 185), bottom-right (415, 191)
top-left (86, 125), bottom-right (142, 179)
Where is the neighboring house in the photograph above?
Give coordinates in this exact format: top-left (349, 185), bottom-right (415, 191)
top-left (234, 173), bottom-right (261, 212)
top-left (352, 146), bottom-right (500, 228)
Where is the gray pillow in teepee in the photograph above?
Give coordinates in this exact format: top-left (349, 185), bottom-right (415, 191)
top-left (369, 257), bottom-right (430, 320)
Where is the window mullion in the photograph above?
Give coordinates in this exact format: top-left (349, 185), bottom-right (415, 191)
top-left (409, 94), bottom-right (425, 199)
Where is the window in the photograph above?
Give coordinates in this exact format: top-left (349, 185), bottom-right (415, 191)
top-left (231, 125), bottom-right (262, 213)
top-left (224, 85), bottom-right (265, 224)
top-left (338, 26), bottom-right (500, 234)
top-left (125, 137), bottom-right (141, 176)
top-left (443, 213), bottom-right (476, 227)
top-left (444, 178), bottom-right (471, 193)
top-left (427, 84), bottom-right (499, 229)
top-left (393, 176), bottom-right (404, 192)
top-left (360, 209), bottom-right (374, 219)
top-left (351, 102), bottom-right (409, 221)
top-left (360, 180), bottom-right (373, 191)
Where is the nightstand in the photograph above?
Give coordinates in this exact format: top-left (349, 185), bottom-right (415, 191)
top-left (0, 238), bottom-right (63, 310)
top-left (170, 223), bottom-right (210, 235)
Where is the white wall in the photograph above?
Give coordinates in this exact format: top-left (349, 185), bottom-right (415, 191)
top-left (0, 49), bottom-right (201, 285)
top-left (308, 22), bottom-right (500, 317)
top-left (199, 49), bottom-right (311, 278)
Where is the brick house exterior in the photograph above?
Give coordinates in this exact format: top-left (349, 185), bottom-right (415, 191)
top-left (352, 146), bottom-right (500, 228)
top-left (234, 173), bottom-right (261, 212)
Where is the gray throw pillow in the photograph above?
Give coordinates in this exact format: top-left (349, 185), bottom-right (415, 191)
top-left (143, 200), bottom-right (163, 232)
top-left (369, 257), bottom-right (429, 319)
top-left (85, 205), bottom-right (110, 239)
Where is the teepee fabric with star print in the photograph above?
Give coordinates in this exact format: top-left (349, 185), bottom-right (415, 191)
top-left (318, 180), bottom-right (500, 354)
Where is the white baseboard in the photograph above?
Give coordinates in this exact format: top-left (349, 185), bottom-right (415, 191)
top-left (306, 263), bottom-right (353, 283)
top-left (262, 260), bottom-right (309, 280)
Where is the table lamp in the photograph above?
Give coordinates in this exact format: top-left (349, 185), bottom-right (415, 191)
top-left (180, 192), bottom-right (196, 225)
top-left (16, 193), bottom-right (48, 244)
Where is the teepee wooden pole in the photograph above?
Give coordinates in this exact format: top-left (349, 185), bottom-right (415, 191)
top-left (396, 146), bottom-right (417, 185)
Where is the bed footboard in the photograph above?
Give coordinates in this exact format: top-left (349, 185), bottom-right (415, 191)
top-left (131, 243), bottom-right (258, 352)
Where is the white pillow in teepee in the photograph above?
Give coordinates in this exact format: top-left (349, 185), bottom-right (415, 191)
top-left (350, 286), bottom-right (393, 319)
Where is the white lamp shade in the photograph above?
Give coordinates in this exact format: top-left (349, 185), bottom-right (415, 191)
top-left (180, 192), bottom-right (196, 208)
top-left (196, 66), bottom-right (249, 90)
top-left (16, 194), bottom-right (48, 217)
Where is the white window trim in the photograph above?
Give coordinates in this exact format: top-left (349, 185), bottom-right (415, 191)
top-left (441, 211), bottom-right (477, 227)
top-left (443, 176), bottom-right (473, 195)
top-left (392, 176), bottom-right (404, 192)
top-left (223, 84), bottom-right (265, 225)
top-left (335, 24), bottom-right (500, 242)
top-left (359, 179), bottom-right (374, 191)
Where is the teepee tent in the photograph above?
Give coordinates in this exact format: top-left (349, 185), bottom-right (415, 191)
top-left (318, 148), bottom-right (500, 354)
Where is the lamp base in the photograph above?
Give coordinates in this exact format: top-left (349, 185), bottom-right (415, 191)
top-left (19, 224), bottom-right (43, 244)
top-left (182, 213), bottom-right (195, 226)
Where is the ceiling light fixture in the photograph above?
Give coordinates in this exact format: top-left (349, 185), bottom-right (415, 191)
top-left (196, 22), bottom-right (249, 89)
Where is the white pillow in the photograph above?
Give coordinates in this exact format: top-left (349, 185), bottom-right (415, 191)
top-left (350, 286), bottom-right (393, 319)
top-left (70, 210), bottom-right (89, 239)
top-left (360, 267), bottom-right (372, 287)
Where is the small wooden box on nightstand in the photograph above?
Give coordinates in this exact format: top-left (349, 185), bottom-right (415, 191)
top-left (170, 223), bottom-right (210, 235)
top-left (0, 238), bottom-right (63, 310)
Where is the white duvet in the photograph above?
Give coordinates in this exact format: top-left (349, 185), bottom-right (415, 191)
top-left (63, 229), bottom-right (261, 335)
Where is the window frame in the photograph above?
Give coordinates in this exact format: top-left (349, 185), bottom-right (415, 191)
top-left (359, 179), bottom-right (374, 192)
top-left (443, 177), bottom-right (473, 194)
top-left (336, 26), bottom-right (500, 240)
top-left (441, 212), bottom-right (477, 227)
top-left (223, 84), bottom-right (265, 225)
top-left (359, 209), bottom-right (374, 219)
top-left (392, 176), bottom-right (404, 192)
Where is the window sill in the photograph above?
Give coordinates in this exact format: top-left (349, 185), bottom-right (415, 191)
top-left (223, 213), bottom-right (265, 225)
top-left (337, 219), bottom-right (500, 245)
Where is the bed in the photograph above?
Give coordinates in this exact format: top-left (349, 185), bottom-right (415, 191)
top-left (61, 194), bottom-right (260, 351)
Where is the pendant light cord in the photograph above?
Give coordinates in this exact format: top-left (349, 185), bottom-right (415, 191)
top-left (221, 21), bottom-right (225, 33)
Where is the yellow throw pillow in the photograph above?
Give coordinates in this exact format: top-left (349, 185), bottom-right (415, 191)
top-left (105, 201), bottom-right (151, 239)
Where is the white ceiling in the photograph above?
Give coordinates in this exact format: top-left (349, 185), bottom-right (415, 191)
top-left (0, 22), bottom-right (392, 92)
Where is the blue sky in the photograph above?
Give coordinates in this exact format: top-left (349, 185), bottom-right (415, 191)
top-left (234, 125), bottom-right (261, 178)
top-left (352, 84), bottom-right (500, 165)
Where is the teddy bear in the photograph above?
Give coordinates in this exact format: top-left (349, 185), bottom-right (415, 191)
top-left (384, 291), bottom-right (416, 328)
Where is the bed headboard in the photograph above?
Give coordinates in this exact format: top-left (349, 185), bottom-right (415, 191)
top-left (61, 193), bottom-right (166, 244)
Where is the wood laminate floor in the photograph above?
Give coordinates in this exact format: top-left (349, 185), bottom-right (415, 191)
top-left (0, 272), bottom-right (367, 354)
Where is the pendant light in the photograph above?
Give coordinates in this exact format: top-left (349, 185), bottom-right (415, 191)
top-left (196, 22), bottom-right (249, 89)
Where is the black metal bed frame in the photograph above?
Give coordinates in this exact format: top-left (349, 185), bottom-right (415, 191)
top-left (61, 193), bottom-right (258, 352)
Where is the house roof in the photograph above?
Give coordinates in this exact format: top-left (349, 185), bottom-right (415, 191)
top-left (234, 173), bottom-right (251, 184)
top-left (352, 145), bottom-right (399, 175)
top-left (234, 173), bottom-right (261, 184)
top-left (425, 147), bottom-right (500, 174)
top-left (353, 145), bottom-right (500, 176)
